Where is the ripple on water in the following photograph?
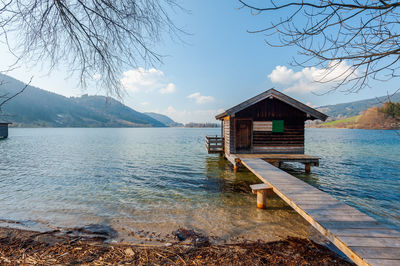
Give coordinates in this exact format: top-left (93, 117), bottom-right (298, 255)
top-left (0, 127), bottom-right (399, 243)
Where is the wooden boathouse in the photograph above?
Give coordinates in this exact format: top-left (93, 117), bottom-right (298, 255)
top-left (206, 89), bottom-right (400, 265)
top-left (215, 88), bottom-right (327, 155)
top-left (207, 88), bottom-right (328, 172)
top-left (0, 122), bottom-right (11, 139)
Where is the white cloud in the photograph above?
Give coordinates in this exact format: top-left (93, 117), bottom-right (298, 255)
top-left (166, 106), bottom-right (179, 114)
top-left (187, 92), bottom-right (214, 104)
top-left (268, 61), bottom-right (357, 94)
top-left (268, 66), bottom-right (302, 84)
top-left (140, 101), bottom-right (149, 106)
top-left (159, 83), bottom-right (176, 94)
top-left (164, 106), bottom-right (188, 122)
top-left (306, 102), bottom-right (317, 108)
top-left (93, 73), bottom-right (101, 80)
top-left (120, 67), bottom-right (176, 94)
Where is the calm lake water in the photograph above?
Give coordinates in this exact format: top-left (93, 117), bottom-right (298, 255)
top-left (0, 128), bottom-right (399, 243)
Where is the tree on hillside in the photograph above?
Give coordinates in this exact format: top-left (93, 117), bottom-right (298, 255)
top-left (238, 0), bottom-right (400, 93)
top-left (0, 77), bottom-right (31, 114)
top-left (379, 101), bottom-right (400, 118)
top-left (0, 0), bottom-right (181, 97)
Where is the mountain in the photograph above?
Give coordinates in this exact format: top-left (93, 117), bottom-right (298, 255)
top-left (144, 112), bottom-right (183, 127)
top-left (0, 74), bottom-right (165, 127)
top-left (317, 93), bottom-right (400, 119)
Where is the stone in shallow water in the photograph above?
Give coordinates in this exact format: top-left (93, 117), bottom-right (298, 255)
top-left (67, 224), bottom-right (117, 240)
top-left (172, 228), bottom-right (210, 247)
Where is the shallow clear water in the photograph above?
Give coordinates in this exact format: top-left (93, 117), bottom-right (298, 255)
top-left (303, 128), bottom-right (400, 231)
top-left (0, 128), bottom-right (399, 243)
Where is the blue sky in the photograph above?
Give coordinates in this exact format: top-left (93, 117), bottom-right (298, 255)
top-left (1, 1), bottom-right (399, 123)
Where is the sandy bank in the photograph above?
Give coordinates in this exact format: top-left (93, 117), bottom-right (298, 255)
top-left (0, 226), bottom-right (353, 265)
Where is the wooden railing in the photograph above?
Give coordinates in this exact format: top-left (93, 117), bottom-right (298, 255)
top-left (206, 136), bottom-right (224, 153)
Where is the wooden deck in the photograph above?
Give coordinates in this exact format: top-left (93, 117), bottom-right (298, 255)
top-left (206, 136), bottom-right (224, 153)
top-left (240, 158), bottom-right (400, 266)
top-left (226, 153), bottom-right (320, 172)
top-left (237, 153), bottom-right (319, 164)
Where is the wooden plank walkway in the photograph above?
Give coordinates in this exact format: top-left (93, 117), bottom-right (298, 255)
top-left (240, 158), bottom-right (400, 266)
top-left (237, 153), bottom-right (320, 162)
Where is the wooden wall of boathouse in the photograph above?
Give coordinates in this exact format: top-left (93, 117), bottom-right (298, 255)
top-left (0, 124), bottom-right (9, 138)
top-left (223, 116), bottom-right (235, 154)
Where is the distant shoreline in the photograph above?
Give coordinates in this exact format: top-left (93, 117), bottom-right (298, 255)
top-left (8, 125), bottom-right (398, 130)
top-left (307, 122), bottom-right (400, 130)
top-left (8, 126), bottom-right (220, 129)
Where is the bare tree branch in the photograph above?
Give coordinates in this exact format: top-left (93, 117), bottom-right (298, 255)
top-left (0, 0), bottom-right (183, 97)
top-left (239, 0), bottom-right (400, 92)
top-left (0, 76), bottom-right (32, 114)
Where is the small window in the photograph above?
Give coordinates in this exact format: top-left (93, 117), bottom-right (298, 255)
top-left (272, 120), bottom-right (284, 133)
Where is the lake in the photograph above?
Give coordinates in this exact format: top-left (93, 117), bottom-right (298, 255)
top-left (0, 128), bottom-right (399, 243)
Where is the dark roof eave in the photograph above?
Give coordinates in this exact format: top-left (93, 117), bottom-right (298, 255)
top-left (215, 112), bottom-right (227, 120)
top-left (214, 88), bottom-right (328, 121)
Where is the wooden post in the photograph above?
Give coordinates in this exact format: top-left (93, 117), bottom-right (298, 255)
top-left (233, 158), bottom-right (242, 173)
top-left (250, 184), bottom-right (273, 209)
top-left (256, 190), bottom-right (267, 209)
top-left (270, 160), bottom-right (279, 167)
top-left (305, 163), bottom-right (311, 173)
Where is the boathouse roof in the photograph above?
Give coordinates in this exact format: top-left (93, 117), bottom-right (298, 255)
top-left (215, 89), bottom-right (328, 121)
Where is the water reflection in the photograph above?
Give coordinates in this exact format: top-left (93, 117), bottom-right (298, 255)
top-left (205, 155), bottom-right (257, 193)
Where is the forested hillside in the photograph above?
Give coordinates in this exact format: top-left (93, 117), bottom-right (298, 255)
top-left (317, 93), bottom-right (400, 118)
top-left (0, 74), bottom-right (165, 127)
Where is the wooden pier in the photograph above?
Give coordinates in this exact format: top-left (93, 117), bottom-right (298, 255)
top-left (208, 89), bottom-right (400, 264)
top-left (239, 158), bottom-right (400, 266)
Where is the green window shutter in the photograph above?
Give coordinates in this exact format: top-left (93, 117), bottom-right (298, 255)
top-left (272, 120), bottom-right (284, 133)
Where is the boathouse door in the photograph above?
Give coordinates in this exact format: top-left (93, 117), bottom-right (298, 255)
top-left (235, 119), bottom-right (252, 152)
